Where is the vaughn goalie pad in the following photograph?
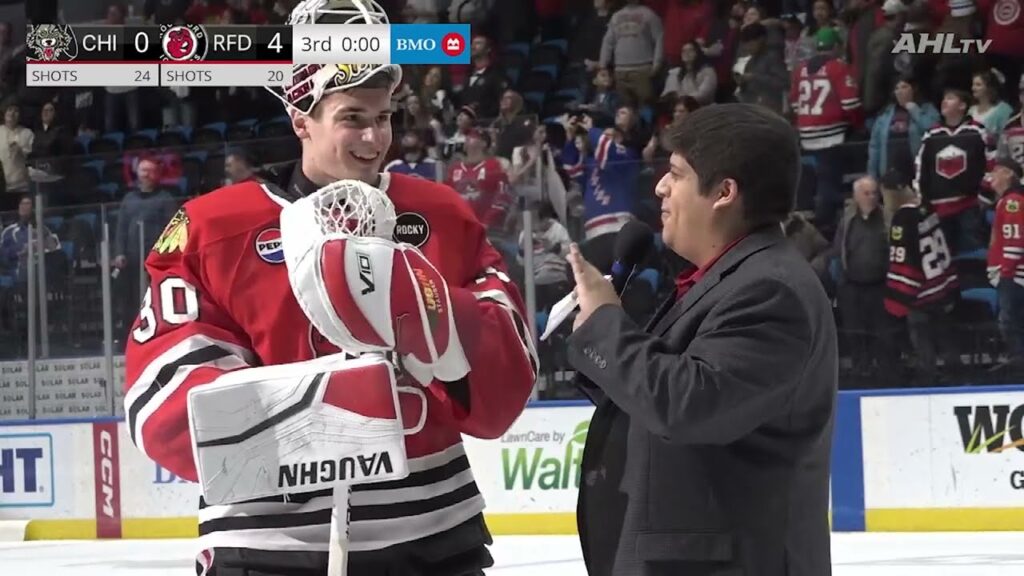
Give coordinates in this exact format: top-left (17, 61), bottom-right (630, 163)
top-left (186, 354), bottom-right (421, 506)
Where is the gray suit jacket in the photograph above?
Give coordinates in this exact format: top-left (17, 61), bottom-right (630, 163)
top-left (567, 226), bottom-right (837, 576)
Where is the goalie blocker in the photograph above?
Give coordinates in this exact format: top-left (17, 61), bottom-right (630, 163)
top-left (123, 168), bottom-right (538, 575)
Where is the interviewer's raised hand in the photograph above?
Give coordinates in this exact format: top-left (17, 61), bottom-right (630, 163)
top-left (567, 243), bottom-right (620, 331)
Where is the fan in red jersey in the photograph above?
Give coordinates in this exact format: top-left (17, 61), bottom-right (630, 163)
top-left (121, 2), bottom-right (538, 576)
top-left (986, 158), bottom-right (1024, 373)
top-left (445, 129), bottom-right (513, 230)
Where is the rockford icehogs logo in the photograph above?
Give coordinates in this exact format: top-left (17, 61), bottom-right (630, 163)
top-left (161, 24), bottom-right (208, 62)
top-left (935, 144), bottom-right (968, 179)
top-left (26, 24), bottom-right (78, 62)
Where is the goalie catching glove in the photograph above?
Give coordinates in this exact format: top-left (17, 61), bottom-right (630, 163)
top-left (280, 180), bottom-right (472, 386)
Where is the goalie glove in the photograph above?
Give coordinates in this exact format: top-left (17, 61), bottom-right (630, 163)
top-left (280, 184), bottom-right (471, 386)
top-left (187, 353), bottom-right (426, 505)
top-left (289, 234), bottom-right (471, 386)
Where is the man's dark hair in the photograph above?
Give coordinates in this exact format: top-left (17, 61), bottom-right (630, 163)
top-left (739, 22), bottom-right (766, 43)
top-left (943, 87), bottom-right (972, 107)
top-left (664, 103), bottom-right (800, 226)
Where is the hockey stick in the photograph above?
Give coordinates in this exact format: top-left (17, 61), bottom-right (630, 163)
top-left (328, 485), bottom-right (352, 576)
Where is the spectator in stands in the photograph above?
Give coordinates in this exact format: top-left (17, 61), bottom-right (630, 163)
top-left (969, 69), bottom-right (1014, 149)
top-left (783, 14), bottom-right (805, 72)
top-left (224, 148), bottom-right (259, 185)
top-left (599, 0), bottom-right (664, 104)
top-left (987, 157), bottom-right (1024, 375)
top-left (563, 121), bottom-right (641, 272)
top-left (783, 210), bottom-right (832, 287)
top-left (660, 41), bottom-right (717, 106)
top-left (791, 26), bottom-right (862, 237)
top-left (491, 90), bottom-right (535, 159)
top-left (915, 86), bottom-right (990, 257)
top-left (733, 23), bottom-right (789, 114)
top-left (580, 68), bottom-right (622, 123)
top-left (419, 65), bottom-right (452, 122)
top-left (0, 22), bottom-right (25, 106)
top-left (979, 0), bottom-right (1024, 99)
top-left (385, 131), bottom-right (439, 181)
top-left (112, 157), bottom-right (179, 333)
top-left (0, 104), bottom-right (34, 199)
top-left (996, 77), bottom-right (1024, 168)
top-left (442, 105), bottom-right (477, 161)
top-left (574, 0), bottom-right (614, 70)
top-left (833, 176), bottom-right (896, 381)
top-left (843, 0), bottom-right (883, 94)
top-left (30, 102), bottom-right (72, 177)
top-left (447, 129), bottom-right (513, 232)
top-left (698, 1), bottom-right (743, 100)
top-left (799, 0), bottom-right (844, 63)
top-left (511, 124), bottom-right (568, 218)
top-left (399, 93), bottom-right (443, 156)
top-left (518, 200), bottom-right (572, 313)
top-left (0, 195), bottom-right (59, 282)
top-left (660, 0), bottom-right (713, 69)
top-left (862, 0), bottom-right (908, 118)
top-left (869, 76), bottom-right (940, 180)
top-left (881, 170), bottom-right (961, 386)
top-left (457, 35), bottom-right (506, 120)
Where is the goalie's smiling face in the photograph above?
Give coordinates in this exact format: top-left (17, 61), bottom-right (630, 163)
top-left (293, 88), bottom-right (394, 186)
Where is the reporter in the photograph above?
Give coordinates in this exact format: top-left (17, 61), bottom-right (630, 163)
top-left (567, 103), bottom-right (837, 576)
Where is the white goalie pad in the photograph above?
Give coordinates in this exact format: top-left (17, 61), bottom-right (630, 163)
top-left (187, 354), bottom-right (424, 506)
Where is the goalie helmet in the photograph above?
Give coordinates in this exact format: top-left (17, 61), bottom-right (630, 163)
top-left (266, 0), bottom-right (403, 115)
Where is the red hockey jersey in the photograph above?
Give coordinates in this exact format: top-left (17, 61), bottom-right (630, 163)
top-left (123, 169), bottom-right (537, 563)
top-left (978, 0), bottom-right (1024, 56)
top-left (790, 57), bottom-right (862, 150)
top-left (885, 203), bottom-right (960, 317)
top-left (446, 157), bottom-right (512, 229)
top-left (988, 187), bottom-right (1024, 287)
top-left (998, 113), bottom-right (1024, 167)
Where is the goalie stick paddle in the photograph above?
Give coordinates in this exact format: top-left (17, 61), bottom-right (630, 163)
top-left (328, 485), bottom-right (352, 576)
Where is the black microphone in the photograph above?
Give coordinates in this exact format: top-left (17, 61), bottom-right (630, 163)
top-left (539, 220), bottom-right (654, 340)
top-left (610, 220), bottom-right (655, 295)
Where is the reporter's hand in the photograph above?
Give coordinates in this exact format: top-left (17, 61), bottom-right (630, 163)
top-left (567, 243), bottom-right (620, 331)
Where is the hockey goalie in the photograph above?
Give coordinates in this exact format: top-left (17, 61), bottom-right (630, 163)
top-left (122, 2), bottom-right (538, 575)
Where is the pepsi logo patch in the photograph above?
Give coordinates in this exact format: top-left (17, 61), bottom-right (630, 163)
top-left (255, 228), bottom-right (285, 264)
top-left (393, 212), bottom-right (430, 248)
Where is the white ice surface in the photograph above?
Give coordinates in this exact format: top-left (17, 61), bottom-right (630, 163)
top-left (1, 533), bottom-right (1023, 575)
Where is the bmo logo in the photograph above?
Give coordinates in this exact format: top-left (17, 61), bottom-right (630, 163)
top-left (0, 433), bottom-right (54, 507)
top-left (441, 33), bottom-right (464, 57)
top-left (396, 38), bottom-right (437, 51)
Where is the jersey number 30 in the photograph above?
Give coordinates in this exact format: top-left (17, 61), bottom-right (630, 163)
top-left (133, 277), bottom-right (200, 343)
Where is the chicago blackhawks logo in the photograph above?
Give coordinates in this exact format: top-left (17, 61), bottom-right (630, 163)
top-left (153, 209), bottom-right (189, 254)
top-left (161, 24), bottom-right (208, 62)
top-left (26, 24), bottom-right (78, 62)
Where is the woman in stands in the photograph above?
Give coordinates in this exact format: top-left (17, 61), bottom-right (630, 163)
top-left (969, 69), bottom-right (1015, 149)
top-left (868, 76), bottom-right (940, 180)
top-left (660, 41), bottom-right (717, 106)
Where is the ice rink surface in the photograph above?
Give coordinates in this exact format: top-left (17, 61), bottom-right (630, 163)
top-left (2, 533), bottom-right (1023, 575)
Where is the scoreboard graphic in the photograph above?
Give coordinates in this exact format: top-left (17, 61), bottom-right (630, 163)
top-left (26, 23), bottom-right (471, 88)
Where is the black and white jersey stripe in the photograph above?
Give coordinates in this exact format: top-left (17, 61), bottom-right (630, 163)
top-left (196, 443), bottom-right (485, 553)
